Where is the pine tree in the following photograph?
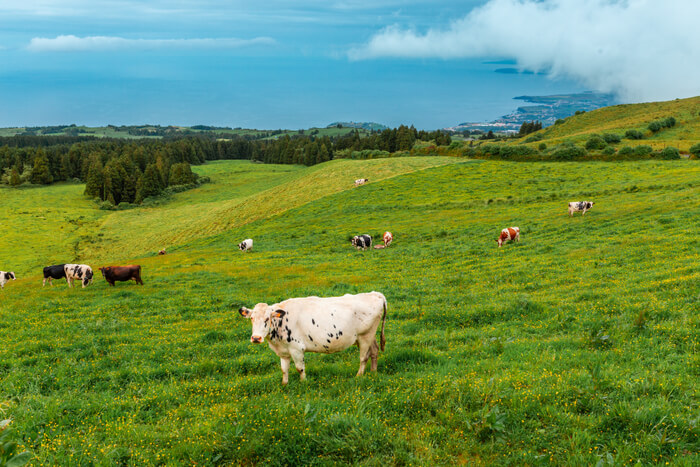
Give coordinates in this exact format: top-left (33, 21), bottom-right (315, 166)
top-left (9, 167), bottom-right (20, 187)
top-left (31, 149), bottom-right (53, 185)
top-left (136, 163), bottom-right (164, 203)
top-left (84, 158), bottom-right (104, 199)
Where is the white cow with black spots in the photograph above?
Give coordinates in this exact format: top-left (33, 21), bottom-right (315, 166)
top-left (239, 291), bottom-right (387, 385)
top-left (0, 271), bottom-right (16, 289)
top-left (568, 201), bottom-right (595, 216)
top-left (64, 264), bottom-right (93, 288)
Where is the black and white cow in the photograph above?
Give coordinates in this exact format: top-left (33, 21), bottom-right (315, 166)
top-left (0, 271), bottom-right (16, 289)
top-left (239, 291), bottom-right (387, 385)
top-left (43, 264), bottom-right (66, 286)
top-left (568, 201), bottom-right (595, 216)
top-left (64, 264), bottom-right (93, 288)
top-left (239, 238), bottom-right (253, 252)
top-left (354, 178), bottom-right (369, 187)
top-left (351, 234), bottom-right (372, 250)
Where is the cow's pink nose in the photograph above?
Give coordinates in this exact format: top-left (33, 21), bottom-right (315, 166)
top-left (251, 336), bottom-right (263, 344)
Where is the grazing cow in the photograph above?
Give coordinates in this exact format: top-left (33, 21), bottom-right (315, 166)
top-left (569, 201), bottom-right (595, 216)
top-left (0, 271), bottom-right (16, 289)
top-left (351, 234), bottom-right (372, 250)
top-left (99, 265), bottom-right (143, 286)
top-left (354, 178), bottom-right (369, 187)
top-left (239, 291), bottom-right (387, 385)
top-left (239, 239), bottom-right (253, 252)
top-left (43, 264), bottom-right (66, 286)
top-left (158, 248), bottom-right (167, 255)
top-left (496, 227), bottom-right (520, 247)
top-left (383, 231), bottom-right (393, 247)
top-left (64, 264), bottom-right (93, 288)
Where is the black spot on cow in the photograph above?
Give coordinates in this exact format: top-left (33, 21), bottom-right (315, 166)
top-left (328, 333), bottom-right (333, 338)
top-left (312, 319), bottom-right (315, 325)
top-left (333, 324), bottom-right (336, 329)
top-left (326, 339), bottom-right (331, 343)
top-left (338, 331), bottom-right (343, 336)
top-left (308, 335), bottom-right (313, 342)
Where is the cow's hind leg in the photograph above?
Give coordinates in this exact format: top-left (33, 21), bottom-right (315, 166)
top-left (289, 348), bottom-right (306, 382)
top-left (356, 336), bottom-right (374, 376)
top-left (370, 340), bottom-right (379, 372)
top-left (280, 357), bottom-right (290, 385)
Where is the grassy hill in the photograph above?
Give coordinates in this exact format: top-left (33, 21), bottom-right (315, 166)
top-left (1, 157), bottom-right (699, 465)
top-left (522, 96), bottom-right (700, 152)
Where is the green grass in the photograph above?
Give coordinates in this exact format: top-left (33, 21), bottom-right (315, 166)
top-left (519, 96), bottom-right (700, 152)
top-left (1, 157), bottom-right (699, 465)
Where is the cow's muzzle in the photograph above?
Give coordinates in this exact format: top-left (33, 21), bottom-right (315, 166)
top-left (251, 336), bottom-right (263, 344)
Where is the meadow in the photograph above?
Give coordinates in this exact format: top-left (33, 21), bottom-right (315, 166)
top-left (0, 157), bottom-right (699, 465)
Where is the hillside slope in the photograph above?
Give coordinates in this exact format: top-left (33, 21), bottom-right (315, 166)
top-left (528, 95), bottom-right (700, 151)
top-left (1, 158), bottom-right (698, 465)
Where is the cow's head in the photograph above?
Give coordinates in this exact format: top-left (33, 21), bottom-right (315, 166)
top-left (238, 242), bottom-right (246, 251)
top-left (239, 303), bottom-right (286, 344)
top-left (99, 267), bottom-right (110, 277)
top-left (83, 268), bottom-right (93, 286)
top-left (7, 272), bottom-right (15, 280)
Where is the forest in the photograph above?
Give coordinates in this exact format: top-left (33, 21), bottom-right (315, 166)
top-left (0, 126), bottom-right (451, 206)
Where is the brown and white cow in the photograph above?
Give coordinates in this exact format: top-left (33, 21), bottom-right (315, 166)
top-left (0, 271), bottom-right (16, 289)
top-left (383, 231), bottom-right (393, 247)
top-left (99, 265), bottom-right (144, 286)
top-left (239, 291), bottom-right (387, 385)
top-left (158, 248), bottom-right (167, 255)
top-left (496, 227), bottom-right (520, 247)
top-left (568, 201), bottom-right (595, 216)
top-left (354, 178), bottom-right (369, 187)
top-left (64, 264), bottom-right (93, 288)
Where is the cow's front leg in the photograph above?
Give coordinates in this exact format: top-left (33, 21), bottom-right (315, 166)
top-left (280, 357), bottom-right (290, 385)
top-left (290, 349), bottom-right (306, 381)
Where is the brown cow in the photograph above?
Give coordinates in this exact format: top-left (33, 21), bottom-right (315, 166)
top-left (99, 265), bottom-right (144, 286)
top-left (158, 248), bottom-right (167, 255)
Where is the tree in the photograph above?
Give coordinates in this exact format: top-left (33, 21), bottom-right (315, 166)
top-left (31, 149), bottom-right (53, 184)
top-left (169, 162), bottom-right (197, 186)
top-left (136, 163), bottom-right (164, 203)
top-left (9, 167), bottom-right (20, 186)
top-left (84, 157), bottom-right (104, 198)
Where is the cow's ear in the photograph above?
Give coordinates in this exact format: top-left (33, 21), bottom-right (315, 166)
top-left (238, 307), bottom-right (252, 318)
top-left (272, 309), bottom-right (286, 319)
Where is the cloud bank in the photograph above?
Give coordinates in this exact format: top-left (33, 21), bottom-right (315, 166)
top-left (27, 35), bottom-right (275, 52)
top-left (350, 0), bottom-right (700, 102)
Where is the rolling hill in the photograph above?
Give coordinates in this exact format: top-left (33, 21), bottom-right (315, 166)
top-left (1, 157), bottom-right (698, 465)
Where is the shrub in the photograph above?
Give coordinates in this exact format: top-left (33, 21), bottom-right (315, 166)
top-left (658, 147), bottom-right (680, 160)
top-left (688, 143), bottom-right (700, 157)
top-left (602, 146), bottom-right (616, 156)
top-left (538, 142), bottom-right (547, 151)
top-left (524, 133), bottom-right (543, 143)
top-left (618, 146), bottom-right (634, 156)
top-left (661, 116), bottom-right (676, 128)
top-left (602, 133), bottom-right (621, 144)
top-left (625, 129), bottom-right (644, 140)
top-left (585, 136), bottom-right (607, 150)
top-left (499, 145), bottom-right (538, 159)
top-left (554, 119), bottom-right (565, 125)
top-left (553, 145), bottom-right (586, 161)
top-left (480, 144), bottom-right (502, 157)
top-left (648, 121), bottom-right (662, 133)
top-left (633, 145), bottom-right (653, 156)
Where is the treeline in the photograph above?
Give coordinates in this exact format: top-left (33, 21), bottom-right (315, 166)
top-left (0, 126), bottom-right (453, 204)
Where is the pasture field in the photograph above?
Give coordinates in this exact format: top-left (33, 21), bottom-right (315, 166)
top-left (1, 157), bottom-right (699, 465)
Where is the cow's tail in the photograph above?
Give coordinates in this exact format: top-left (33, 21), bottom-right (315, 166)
top-left (380, 297), bottom-right (387, 352)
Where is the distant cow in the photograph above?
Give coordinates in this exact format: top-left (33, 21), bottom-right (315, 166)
top-left (354, 178), bottom-right (369, 187)
top-left (43, 264), bottom-right (66, 286)
top-left (239, 291), bottom-right (387, 385)
top-left (569, 201), bottom-right (595, 216)
top-left (64, 264), bottom-right (93, 288)
top-left (158, 248), bottom-right (167, 255)
top-left (99, 265), bottom-right (143, 286)
top-left (0, 271), bottom-right (16, 289)
top-left (497, 227), bottom-right (520, 247)
top-left (351, 234), bottom-right (372, 250)
top-left (383, 231), bottom-right (393, 247)
top-left (239, 239), bottom-right (253, 252)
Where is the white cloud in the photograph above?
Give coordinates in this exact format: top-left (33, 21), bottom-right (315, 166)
top-left (350, 0), bottom-right (700, 102)
top-left (26, 35), bottom-right (276, 52)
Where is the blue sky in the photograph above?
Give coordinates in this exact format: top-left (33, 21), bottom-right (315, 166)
top-left (0, 1), bottom-right (697, 129)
